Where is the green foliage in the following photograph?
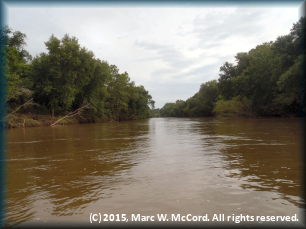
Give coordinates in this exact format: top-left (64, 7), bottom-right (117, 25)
top-left (2, 28), bottom-right (154, 122)
top-left (129, 85), bottom-right (155, 119)
top-left (272, 54), bottom-right (303, 115)
top-left (160, 16), bottom-right (305, 118)
top-left (215, 17), bottom-right (305, 117)
top-left (162, 80), bottom-right (218, 117)
top-left (31, 34), bottom-right (96, 116)
top-left (230, 42), bottom-right (277, 115)
top-left (150, 108), bottom-right (160, 117)
top-left (107, 68), bottom-right (135, 120)
top-left (1, 26), bottom-right (33, 111)
top-left (213, 96), bottom-right (254, 117)
top-left (194, 80), bottom-right (219, 116)
top-left (217, 62), bottom-right (237, 100)
top-left (4, 16), bottom-right (305, 122)
top-left (74, 59), bottom-right (110, 118)
top-left (160, 102), bottom-right (175, 117)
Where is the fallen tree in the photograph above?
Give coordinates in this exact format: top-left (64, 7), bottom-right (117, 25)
top-left (2, 98), bottom-right (34, 121)
top-left (51, 103), bottom-right (92, 127)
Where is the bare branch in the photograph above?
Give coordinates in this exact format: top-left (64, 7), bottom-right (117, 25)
top-left (2, 98), bottom-right (34, 120)
top-left (51, 103), bottom-right (92, 127)
top-left (4, 87), bottom-right (33, 104)
top-left (4, 90), bottom-right (19, 104)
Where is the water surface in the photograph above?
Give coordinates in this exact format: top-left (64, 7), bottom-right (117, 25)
top-left (5, 117), bottom-right (305, 227)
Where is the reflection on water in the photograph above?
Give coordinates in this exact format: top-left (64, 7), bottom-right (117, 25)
top-left (5, 118), bottom-right (304, 227)
top-left (214, 119), bottom-right (302, 207)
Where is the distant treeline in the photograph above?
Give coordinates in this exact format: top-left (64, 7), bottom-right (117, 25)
top-left (154, 17), bottom-right (305, 118)
top-left (1, 28), bottom-right (155, 122)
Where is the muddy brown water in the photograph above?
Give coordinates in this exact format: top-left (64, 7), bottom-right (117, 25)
top-left (4, 117), bottom-right (305, 227)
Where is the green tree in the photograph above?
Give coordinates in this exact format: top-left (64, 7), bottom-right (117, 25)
top-left (196, 80), bottom-right (219, 116)
top-left (128, 85), bottom-right (155, 119)
top-left (173, 100), bottom-right (187, 117)
top-left (183, 97), bottom-right (199, 117)
top-left (230, 42), bottom-right (276, 116)
top-left (31, 34), bottom-right (95, 117)
top-left (183, 80), bottom-right (218, 117)
top-left (273, 54), bottom-right (304, 115)
top-left (160, 102), bottom-right (176, 117)
top-left (150, 108), bottom-right (160, 117)
top-left (161, 17), bottom-right (305, 118)
top-left (0, 26), bottom-right (33, 114)
top-left (107, 66), bottom-right (136, 120)
top-left (73, 59), bottom-right (111, 120)
top-left (1, 27), bottom-right (31, 100)
top-left (218, 62), bottom-right (237, 100)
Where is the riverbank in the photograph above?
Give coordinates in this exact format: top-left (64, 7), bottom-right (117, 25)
top-left (6, 113), bottom-right (113, 129)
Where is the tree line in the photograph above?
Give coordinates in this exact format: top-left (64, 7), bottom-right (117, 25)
top-left (1, 28), bottom-right (155, 123)
top-left (156, 17), bottom-right (305, 118)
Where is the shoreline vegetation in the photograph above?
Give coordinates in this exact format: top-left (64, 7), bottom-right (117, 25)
top-left (151, 17), bottom-right (305, 119)
top-left (1, 26), bottom-right (155, 129)
top-left (7, 113), bottom-right (132, 129)
top-left (7, 111), bottom-right (300, 129)
top-left (1, 17), bottom-right (305, 129)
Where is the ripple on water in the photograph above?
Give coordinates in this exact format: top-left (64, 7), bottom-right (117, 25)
top-left (6, 118), bottom-right (302, 226)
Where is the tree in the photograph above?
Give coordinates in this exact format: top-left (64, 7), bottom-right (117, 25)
top-left (218, 62), bottom-right (237, 100)
top-left (160, 102), bottom-right (176, 117)
top-left (107, 66), bottom-right (135, 120)
top-left (129, 85), bottom-right (155, 119)
top-left (73, 59), bottom-right (111, 119)
top-left (160, 17), bottom-right (305, 118)
top-left (196, 80), bottom-right (219, 116)
top-left (31, 34), bottom-right (95, 117)
top-left (183, 80), bottom-right (218, 117)
top-left (184, 97), bottom-right (199, 117)
top-left (150, 108), bottom-right (160, 117)
top-left (273, 54), bottom-right (304, 115)
top-left (0, 26), bottom-right (33, 114)
top-left (230, 42), bottom-right (276, 116)
top-left (1, 27), bottom-right (31, 99)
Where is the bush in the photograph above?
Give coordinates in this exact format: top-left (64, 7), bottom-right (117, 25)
top-left (213, 96), bottom-right (255, 117)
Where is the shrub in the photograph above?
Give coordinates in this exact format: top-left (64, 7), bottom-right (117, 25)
top-left (213, 96), bottom-right (255, 117)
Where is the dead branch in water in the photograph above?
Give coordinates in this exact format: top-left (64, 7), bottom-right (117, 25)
top-left (130, 114), bottom-right (139, 120)
top-left (2, 98), bottom-right (34, 120)
top-left (51, 103), bottom-right (92, 127)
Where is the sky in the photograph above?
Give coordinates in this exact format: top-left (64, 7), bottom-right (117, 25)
top-left (6, 2), bottom-right (303, 108)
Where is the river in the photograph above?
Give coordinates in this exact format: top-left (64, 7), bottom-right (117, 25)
top-left (4, 117), bottom-right (305, 227)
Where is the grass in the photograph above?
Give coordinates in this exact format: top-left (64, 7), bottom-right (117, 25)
top-left (24, 118), bottom-right (42, 127)
top-left (56, 116), bottom-right (78, 125)
top-left (7, 115), bottom-right (42, 128)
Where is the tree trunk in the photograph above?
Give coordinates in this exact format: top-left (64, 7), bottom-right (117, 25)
top-left (51, 107), bottom-right (54, 118)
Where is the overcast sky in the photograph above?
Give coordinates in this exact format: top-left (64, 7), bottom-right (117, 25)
top-left (6, 2), bottom-right (303, 108)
